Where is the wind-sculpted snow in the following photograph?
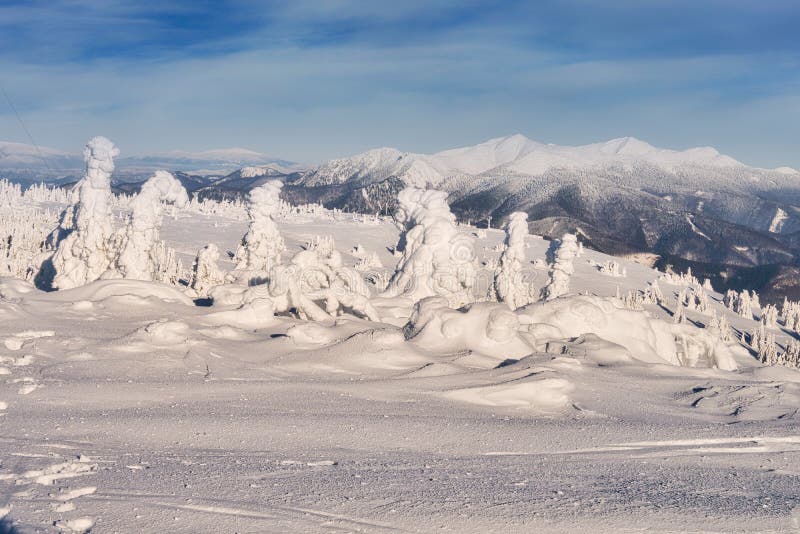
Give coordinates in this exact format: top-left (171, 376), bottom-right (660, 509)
top-left (518, 295), bottom-right (738, 370)
top-left (3, 179), bottom-right (800, 532)
top-left (404, 297), bottom-right (534, 362)
top-left (382, 187), bottom-right (477, 308)
top-left (50, 137), bottom-right (120, 289)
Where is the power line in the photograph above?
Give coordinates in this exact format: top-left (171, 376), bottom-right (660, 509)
top-left (1, 85), bottom-right (53, 172)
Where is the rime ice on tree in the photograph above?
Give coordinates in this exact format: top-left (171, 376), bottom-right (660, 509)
top-left (542, 233), bottom-right (578, 300)
top-left (382, 187), bottom-right (476, 308)
top-left (234, 180), bottom-right (285, 284)
top-left (112, 171), bottom-right (189, 281)
top-left (191, 243), bottom-right (227, 295)
top-left (50, 136), bottom-right (120, 289)
top-left (494, 212), bottom-right (536, 309)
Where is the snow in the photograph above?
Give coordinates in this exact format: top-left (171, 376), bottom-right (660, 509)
top-left (305, 134), bottom-right (749, 190)
top-left (382, 187), bottom-right (476, 308)
top-left (542, 233), bottom-right (578, 300)
top-left (50, 137), bottom-right (120, 289)
top-left (769, 207), bottom-right (789, 233)
top-left (1, 180), bottom-right (800, 532)
top-left (233, 180), bottom-right (285, 283)
top-left (112, 171), bottom-right (188, 281)
top-left (685, 214), bottom-right (711, 240)
top-left (773, 166), bottom-right (799, 175)
top-left (494, 211), bottom-right (537, 309)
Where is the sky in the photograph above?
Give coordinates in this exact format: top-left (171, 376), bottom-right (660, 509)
top-left (0, 0), bottom-right (798, 167)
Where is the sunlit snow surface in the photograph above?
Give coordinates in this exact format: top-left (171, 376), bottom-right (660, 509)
top-left (1, 197), bottom-right (800, 533)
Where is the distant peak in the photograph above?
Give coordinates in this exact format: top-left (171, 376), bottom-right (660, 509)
top-left (600, 137), bottom-right (655, 156)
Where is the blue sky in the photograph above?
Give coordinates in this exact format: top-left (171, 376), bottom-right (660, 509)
top-left (0, 0), bottom-right (798, 166)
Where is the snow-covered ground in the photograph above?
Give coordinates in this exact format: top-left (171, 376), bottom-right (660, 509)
top-left (1, 181), bottom-right (800, 533)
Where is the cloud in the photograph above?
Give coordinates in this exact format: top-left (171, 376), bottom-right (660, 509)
top-left (0, 1), bottom-right (798, 167)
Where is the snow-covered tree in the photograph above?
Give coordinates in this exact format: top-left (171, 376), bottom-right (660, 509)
top-left (50, 136), bottom-right (120, 289)
top-left (267, 235), bottom-right (379, 322)
top-left (723, 289), bottom-right (737, 310)
top-left (111, 171), bottom-right (188, 281)
top-left (542, 233), bottom-right (578, 300)
top-left (494, 212), bottom-right (536, 309)
top-left (760, 303), bottom-right (778, 328)
top-left (778, 339), bottom-right (800, 368)
top-left (735, 290), bottom-right (753, 319)
top-left (598, 260), bottom-right (625, 277)
top-left (707, 311), bottom-right (732, 343)
top-left (673, 298), bottom-right (686, 324)
top-left (191, 243), bottom-right (228, 295)
top-left (382, 187), bottom-right (476, 308)
top-left (234, 180), bottom-right (285, 283)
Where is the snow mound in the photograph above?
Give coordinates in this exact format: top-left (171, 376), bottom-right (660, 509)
top-left (203, 298), bottom-right (276, 330)
top-left (404, 297), bottom-right (533, 363)
top-left (445, 375), bottom-right (574, 411)
top-left (519, 295), bottom-right (737, 370)
top-left (44, 279), bottom-right (194, 305)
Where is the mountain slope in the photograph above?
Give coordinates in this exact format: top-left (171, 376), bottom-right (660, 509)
top-left (276, 136), bottom-right (800, 293)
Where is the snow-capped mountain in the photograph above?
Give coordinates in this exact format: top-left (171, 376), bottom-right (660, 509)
top-left (299, 134), bottom-right (746, 189)
top-left (0, 141), bottom-right (83, 170)
top-left (0, 141), bottom-right (299, 175)
top-left (285, 135), bottom-right (800, 285)
top-left (120, 149), bottom-right (302, 174)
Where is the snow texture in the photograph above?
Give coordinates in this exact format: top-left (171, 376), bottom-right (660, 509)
top-left (1, 178), bottom-right (800, 533)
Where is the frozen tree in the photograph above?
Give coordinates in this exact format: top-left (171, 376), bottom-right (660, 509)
top-left (759, 333), bottom-right (778, 365)
top-left (735, 290), bottom-right (753, 319)
top-left (49, 137), bottom-right (120, 289)
top-left (267, 235), bottom-right (379, 322)
top-left (707, 311), bottom-right (732, 343)
top-left (723, 289), bottom-right (737, 310)
top-left (642, 280), bottom-right (665, 305)
top-left (542, 233), bottom-right (578, 300)
top-left (598, 260), bottom-right (625, 277)
top-left (494, 212), bottom-right (536, 309)
top-left (680, 286), bottom-right (709, 314)
top-left (760, 303), bottom-right (778, 328)
top-left (673, 298), bottom-right (686, 324)
top-left (191, 243), bottom-right (228, 295)
top-left (111, 171), bottom-right (188, 281)
top-left (382, 187), bottom-right (476, 308)
top-left (234, 180), bottom-right (285, 283)
top-left (779, 340), bottom-right (800, 368)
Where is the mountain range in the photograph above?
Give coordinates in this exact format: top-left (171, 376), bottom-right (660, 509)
top-left (4, 134), bottom-right (800, 301)
top-left (0, 141), bottom-right (299, 176)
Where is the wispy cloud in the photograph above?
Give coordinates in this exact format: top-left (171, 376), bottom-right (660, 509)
top-left (0, 1), bottom-right (798, 167)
